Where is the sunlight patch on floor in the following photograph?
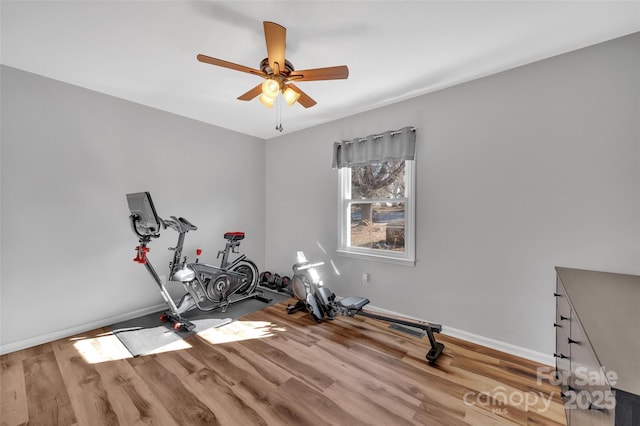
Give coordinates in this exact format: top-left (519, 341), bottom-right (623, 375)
top-left (197, 320), bottom-right (286, 345)
top-left (72, 332), bottom-right (133, 364)
top-left (72, 320), bottom-right (285, 364)
top-left (72, 329), bottom-right (195, 363)
top-left (145, 338), bottom-right (193, 355)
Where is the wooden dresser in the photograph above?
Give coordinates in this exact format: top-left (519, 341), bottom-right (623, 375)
top-left (555, 267), bottom-right (640, 426)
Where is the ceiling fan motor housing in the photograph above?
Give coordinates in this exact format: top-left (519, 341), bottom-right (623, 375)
top-left (260, 58), bottom-right (295, 77)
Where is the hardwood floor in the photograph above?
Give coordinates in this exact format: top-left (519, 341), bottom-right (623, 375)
top-left (1, 298), bottom-right (566, 425)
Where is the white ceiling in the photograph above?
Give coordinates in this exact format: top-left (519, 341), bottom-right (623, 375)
top-left (2, 1), bottom-right (639, 140)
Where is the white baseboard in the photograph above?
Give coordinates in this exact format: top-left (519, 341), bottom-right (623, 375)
top-left (441, 325), bottom-right (555, 366)
top-left (0, 303), bottom-right (166, 355)
top-left (364, 303), bottom-right (554, 366)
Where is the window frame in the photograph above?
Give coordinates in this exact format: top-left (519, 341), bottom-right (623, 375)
top-left (337, 160), bottom-right (416, 266)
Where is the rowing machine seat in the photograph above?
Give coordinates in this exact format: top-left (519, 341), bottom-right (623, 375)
top-left (338, 296), bottom-right (370, 312)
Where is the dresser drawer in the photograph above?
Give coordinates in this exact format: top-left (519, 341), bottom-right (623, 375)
top-left (567, 316), bottom-right (614, 425)
top-left (555, 281), bottom-right (572, 393)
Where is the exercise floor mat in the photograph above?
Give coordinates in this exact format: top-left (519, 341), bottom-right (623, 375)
top-left (110, 288), bottom-right (291, 357)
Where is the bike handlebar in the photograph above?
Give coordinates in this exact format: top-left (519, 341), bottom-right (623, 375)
top-left (179, 217), bottom-right (197, 231)
top-left (163, 216), bottom-right (198, 233)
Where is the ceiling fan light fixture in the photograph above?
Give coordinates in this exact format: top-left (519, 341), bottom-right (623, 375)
top-left (283, 87), bottom-right (300, 106)
top-left (259, 93), bottom-right (276, 108)
top-left (261, 79), bottom-right (280, 98)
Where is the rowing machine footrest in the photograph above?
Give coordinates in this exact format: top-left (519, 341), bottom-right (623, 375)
top-left (426, 342), bottom-right (445, 365)
top-left (338, 296), bottom-right (370, 312)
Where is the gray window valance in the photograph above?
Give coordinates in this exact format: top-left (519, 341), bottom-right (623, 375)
top-left (332, 126), bottom-right (416, 169)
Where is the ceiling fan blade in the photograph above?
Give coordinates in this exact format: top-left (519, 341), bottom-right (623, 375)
top-left (263, 21), bottom-right (286, 75)
top-left (288, 65), bottom-right (349, 82)
top-left (237, 83), bottom-right (263, 101)
top-left (197, 54), bottom-right (265, 77)
top-left (287, 83), bottom-right (317, 108)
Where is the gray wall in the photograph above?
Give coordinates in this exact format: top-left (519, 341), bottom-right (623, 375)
top-left (2, 33), bottom-right (638, 360)
top-left (1, 66), bottom-right (265, 351)
top-left (264, 33), bottom-right (640, 360)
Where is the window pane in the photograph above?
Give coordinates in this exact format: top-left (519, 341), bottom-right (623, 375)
top-left (350, 202), bottom-right (405, 251)
top-left (350, 161), bottom-right (405, 199)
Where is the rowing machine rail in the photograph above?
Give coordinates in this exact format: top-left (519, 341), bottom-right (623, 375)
top-left (337, 297), bottom-right (444, 365)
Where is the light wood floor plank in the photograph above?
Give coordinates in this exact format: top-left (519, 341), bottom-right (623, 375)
top-left (133, 358), bottom-right (218, 425)
top-left (232, 373), bottom-right (322, 426)
top-left (179, 365), bottom-right (267, 425)
top-left (22, 348), bottom-right (77, 426)
top-left (52, 336), bottom-right (119, 426)
top-left (94, 359), bottom-right (179, 426)
top-left (198, 336), bottom-right (292, 387)
top-left (324, 379), bottom-right (421, 425)
top-left (1, 350), bottom-right (28, 426)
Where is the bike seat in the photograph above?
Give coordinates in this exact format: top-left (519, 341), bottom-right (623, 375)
top-left (224, 232), bottom-right (245, 241)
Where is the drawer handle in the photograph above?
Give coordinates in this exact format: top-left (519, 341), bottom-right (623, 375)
top-left (553, 323), bottom-right (562, 328)
top-left (553, 353), bottom-right (569, 359)
top-left (554, 292), bottom-right (561, 297)
top-left (560, 315), bottom-right (569, 321)
top-left (568, 338), bottom-right (579, 345)
top-left (589, 403), bottom-right (606, 412)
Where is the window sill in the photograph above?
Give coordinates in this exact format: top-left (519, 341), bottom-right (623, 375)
top-left (336, 249), bottom-right (415, 267)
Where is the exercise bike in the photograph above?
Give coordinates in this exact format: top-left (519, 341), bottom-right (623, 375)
top-left (127, 191), bottom-right (271, 331)
top-left (286, 252), bottom-right (445, 365)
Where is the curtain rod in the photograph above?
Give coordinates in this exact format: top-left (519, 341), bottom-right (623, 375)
top-left (345, 126), bottom-right (416, 143)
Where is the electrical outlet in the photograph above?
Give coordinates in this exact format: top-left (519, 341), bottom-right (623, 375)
top-left (362, 273), bottom-right (370, 286)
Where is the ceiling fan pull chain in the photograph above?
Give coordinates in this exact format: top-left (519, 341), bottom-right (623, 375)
top-left (275, 96), bottom-right (283, 132)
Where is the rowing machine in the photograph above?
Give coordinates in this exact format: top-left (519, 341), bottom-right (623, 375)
top-left (285, 252), bottom-right (445, 365)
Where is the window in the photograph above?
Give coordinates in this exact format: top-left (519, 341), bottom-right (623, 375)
top-left (338, 159), bottom-right (415, 265)
top-left (333, 126), bottom-right (416, 265)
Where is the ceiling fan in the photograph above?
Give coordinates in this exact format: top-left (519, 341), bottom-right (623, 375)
top-left (197, 21), bottom-right (349, 109)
